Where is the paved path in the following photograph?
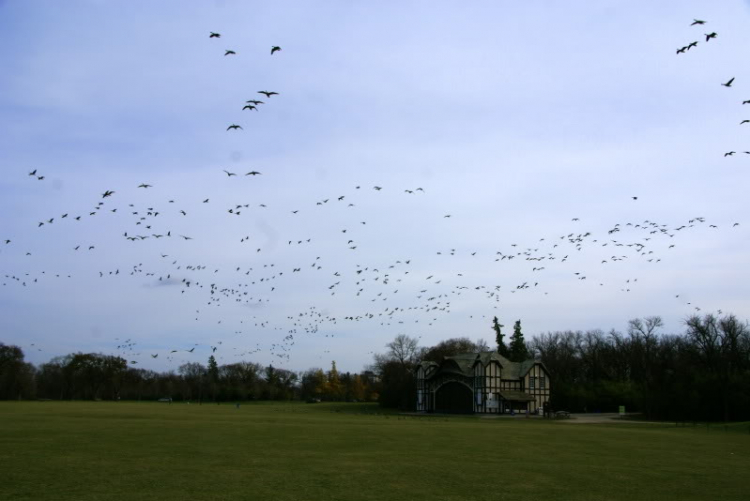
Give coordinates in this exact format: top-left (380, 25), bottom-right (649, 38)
top-left (560, 413), bottom-right (662, 424)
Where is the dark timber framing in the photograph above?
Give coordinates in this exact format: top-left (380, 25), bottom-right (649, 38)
top-left (416, 351), bottom-right (551, 414)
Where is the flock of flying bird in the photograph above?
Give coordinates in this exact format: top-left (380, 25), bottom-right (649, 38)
top-left (1, 19), bottom-right (745, 370)
top-left (677, 20), bottom-right (750, 156)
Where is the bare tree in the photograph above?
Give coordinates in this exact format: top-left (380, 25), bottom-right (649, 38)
top-left (475, 338), bottom-right (490, 352)
top-left (628, 316), bottom-right (663, 340)
top-left (385, 334), bottom-right (420, 368)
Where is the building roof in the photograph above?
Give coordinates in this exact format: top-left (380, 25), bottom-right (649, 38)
top-left (418, 351), bottom-right (542, 380)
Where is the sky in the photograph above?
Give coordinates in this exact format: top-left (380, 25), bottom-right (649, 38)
top-left (1, 0), bottom-right (750, 374)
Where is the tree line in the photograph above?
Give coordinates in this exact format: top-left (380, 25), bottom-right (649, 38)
top-left (2, 312), bottom-right (749, 421)
top-left (0, 348), bottom-right (378, 404)
top-left (532, 314), bottom-right (750, 421)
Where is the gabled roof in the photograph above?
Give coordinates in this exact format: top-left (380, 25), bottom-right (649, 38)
top-left (418, 351), bottom-right (543, 380)
top-left (474, 351), bottom-right (538, 379)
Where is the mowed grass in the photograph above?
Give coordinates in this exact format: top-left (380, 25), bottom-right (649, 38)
top-left (1, 402), bottom-right (749, 501)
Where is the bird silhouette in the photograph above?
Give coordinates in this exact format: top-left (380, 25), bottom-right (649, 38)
top-left (258, 91), bottom-right (278, 98)
top-left (705, 32), bottom-right (717, 41)
top-left (209, 32), bottom-right (221, 38)
top-left (722, 77), bottom-right (734, 87)
top-left (225, 50), bottom-right (236, 56)
top-left (242, 105), bottom-right (258, 111)
top-left (691, 19), bottom-right (706, 26)
top-left (271, 46), bottom-right (281, 55)
top-left (227, 124), bottom-right (243, 131)
top-left (245, 171), bottom-right (261, 176)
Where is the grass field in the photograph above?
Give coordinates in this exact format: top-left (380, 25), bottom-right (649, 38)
top-left (1, 402), bottom-right (748, 501)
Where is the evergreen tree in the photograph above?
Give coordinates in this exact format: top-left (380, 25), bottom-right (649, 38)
top-left (493, 316), bottom-right (510, 357)
top-left (509, 320), bottom-right (530, 361)
top-left (207, 355), bottom-right (219, 401)
top-left (326, 361), bottom-right (342, 400)
top-left (314, 368), bottom-right (327, 397)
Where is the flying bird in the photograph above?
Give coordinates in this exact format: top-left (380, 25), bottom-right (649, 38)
top-left (271, 46), bottom-right (281, 55)
top-left (242, 105), bottom-right (258, 111)
top-left (705, 32), bottom-right (717, 41)
top-left (28, 169), bottom-right (37, 176)
top-left (258, 91), bottom-right (278, 98)
top-left (724, 151), bottom-right (736, 157)
top-left (246, 100), bottom-right (264, 105)
top-left (102, 190), bottom-right (115, 198)
top-left (741, 120), bottom-right (750, 125)
top-left (245, 171), bottom-right (261, 176)
top-left (138, 184), bottom-right (152, 188)
top-left (223, 170), bottom-right (237, 176)
top-left (209, 32), bottom-right (221, 38)
top-left (225, 50), bottom-right (236, 56)
top-left (721, 77), bottom-right (734, 87)
top-left (691, 19), bottom-right (706, 26)
top-left (227, 124), bottom-right (243, 130)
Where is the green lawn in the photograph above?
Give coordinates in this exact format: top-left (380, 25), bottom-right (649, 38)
top-left (0, 402), bottom-right (748, 501)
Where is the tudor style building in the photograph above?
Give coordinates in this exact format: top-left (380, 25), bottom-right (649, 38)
top-left (416, 351), bottom-right (550, 414)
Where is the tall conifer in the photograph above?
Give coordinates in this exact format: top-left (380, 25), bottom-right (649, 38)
top-left (493, 316), bottom-right (510, 357)
top-left (509, 320), bottom-right (530, 361)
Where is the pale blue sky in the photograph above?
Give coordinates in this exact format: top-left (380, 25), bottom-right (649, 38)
top-left (1, 0), bottom-right (749, 373)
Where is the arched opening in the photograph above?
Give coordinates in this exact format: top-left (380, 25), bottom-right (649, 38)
top-left (435, 381), bottom-right (473, 414)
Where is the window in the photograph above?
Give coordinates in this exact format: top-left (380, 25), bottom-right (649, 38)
top-left (529, 376), bottom-right (535, 390)
top-left (540, 376), bottom-right (545, 390)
